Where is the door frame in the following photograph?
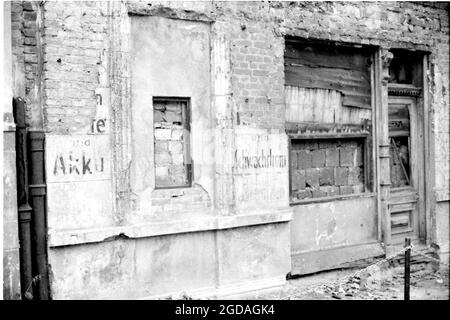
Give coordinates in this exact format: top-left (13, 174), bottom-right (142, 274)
top-left (387, 96), bottom-right (423, 243)
top-left (384, 54), bottom-right (433, 244)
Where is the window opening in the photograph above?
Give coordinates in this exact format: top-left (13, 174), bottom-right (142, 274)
top-left (388, 103), bottom-right (411, 188)
top-left (153, 97), bottom-right (192, 189)
top-left (289, 137), bottom-right (366, 201)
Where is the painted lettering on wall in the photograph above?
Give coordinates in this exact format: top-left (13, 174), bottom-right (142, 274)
top-left (91, 89), bottom-right (109, 134)
top-left (53, 153), bottom-right (104, 176)
top-left (53, 138), bottom-right (105, 176)
top-left (91, 118), bottom-right (106, 134)
top-left (236, 149), bottom-right (287, 169)
top-left (235, 131), bottom-right (288, 171)
top-left (237, 186), bottom-right (286, 202)
top-left (46, 135), bottom-right (111, 183)
top-left (233, 129), bottom-right (289, 206)
top-left (235, 172), bottom-right (289, 206)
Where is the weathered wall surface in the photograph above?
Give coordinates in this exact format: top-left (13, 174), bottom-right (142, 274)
top-left (129, 15), bottom-right (213, 221)
top-left (432, 35), bottom-right (450, 256)
top-left (10, 0), bottom-right (42, 129)
top-left (37, 1), bottom-right (293, 299)
top-left (8, 0), bottom-right (448, 299)
top-left (436, 202), bottom-right (449, 263)
top-left (233, 127), bottom-right (289, 211)
top-left (40, 1), bottom-right (115, 236)
top-left (49, 231), bottom-right (217, 299)
top-left (217, 223), bottom-right (290, 288)
top-left (46, 134), bottom-right (113, 232)
top-left (48, 222), bottom-right (290, 299)
top-left (429, 2), bottom-right (450, 257)
top-left (3, 133), bottom-right (21, 300)
top-left (3, 1), bottom-right (21, 300)
top-left (291, 197), bottom-right (378, 253)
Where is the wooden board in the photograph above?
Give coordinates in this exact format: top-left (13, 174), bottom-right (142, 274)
top-left (285, 86), bottom-right (372, 124)
top-left (285, 42), bottom-right (372, 109)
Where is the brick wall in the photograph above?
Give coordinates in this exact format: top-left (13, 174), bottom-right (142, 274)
top-left (42, 1), bottom-right (108, 134)
top-left (10, 1), bottom-right (446, 135)
top-left (228, 19), bottom-right (285, 129)
top-left (10, 1), bottom-right (42, 129)
top-left (290, 139), bottom-right (365, 200)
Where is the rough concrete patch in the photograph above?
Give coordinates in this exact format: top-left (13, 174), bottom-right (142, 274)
top-left (127, 3), bottom-right (214, 23)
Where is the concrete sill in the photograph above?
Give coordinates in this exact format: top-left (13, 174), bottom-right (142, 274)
top-left (48, 207), bottom-right (293, 247)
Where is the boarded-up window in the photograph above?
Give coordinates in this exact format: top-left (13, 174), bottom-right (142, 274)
top-left (153, 97), bottom-right (191, 188)
top-left (284, 40), bottom-right (372, 109)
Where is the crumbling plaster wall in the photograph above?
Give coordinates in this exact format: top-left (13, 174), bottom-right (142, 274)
top-left (3, 1), bottom-right (21, 300)
top-left (10, 0), bottom-right (43, 129)
top-left (16, 0), bottom-right (449, 298)
top-left (129, 15), bottom-right (213, 222)
top-left (39, 0), bottom-right (293, 299)
top-left (431, 35), bottom-right (450, 259)
top-left (38, 1), bottom-right (449, 203)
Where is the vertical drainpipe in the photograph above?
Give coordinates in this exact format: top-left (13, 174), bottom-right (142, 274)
top-left (28, 131), bottom-right (49, 300)
top-left (27, 1), bottom-right (50, 300)
top-left (13, 97), bottom-right (34, 300)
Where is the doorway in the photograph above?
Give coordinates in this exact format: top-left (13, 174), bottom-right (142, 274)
top-left (387, 96), bottom-right (425, 244)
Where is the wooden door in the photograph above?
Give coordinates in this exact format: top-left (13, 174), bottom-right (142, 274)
top-left (388, 97), bottom-right (424, 243)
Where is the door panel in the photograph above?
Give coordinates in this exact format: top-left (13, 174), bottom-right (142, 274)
top-left (388, 97), bottom-right (422, 243)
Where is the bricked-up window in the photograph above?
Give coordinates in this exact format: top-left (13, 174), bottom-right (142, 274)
top-left (290, 139), bottom-right (365, 201)
top-left (153, 97), bottom-right (192, 188)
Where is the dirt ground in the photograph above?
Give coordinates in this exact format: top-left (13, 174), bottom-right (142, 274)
top-left (251, 262), bottom-right (449, 300)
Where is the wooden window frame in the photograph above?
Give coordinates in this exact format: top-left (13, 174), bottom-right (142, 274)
top-left (288, 132), bottom-right (372, 206)
top-left (284, 38), bottom-right (376, 206)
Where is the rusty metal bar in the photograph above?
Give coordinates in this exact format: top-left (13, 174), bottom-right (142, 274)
top-left (404, 237), bottom-right (411, 300)
top-left (13, 97), bottom-right (34, 300)
top-left (28, 131), bottom-right (50, 300)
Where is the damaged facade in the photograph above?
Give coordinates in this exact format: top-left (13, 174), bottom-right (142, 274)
top-left (2, 1), bottom-right (449, 299)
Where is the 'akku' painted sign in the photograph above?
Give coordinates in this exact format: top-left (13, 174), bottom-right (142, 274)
top-left (46, 135), bottom-right (111, 183)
